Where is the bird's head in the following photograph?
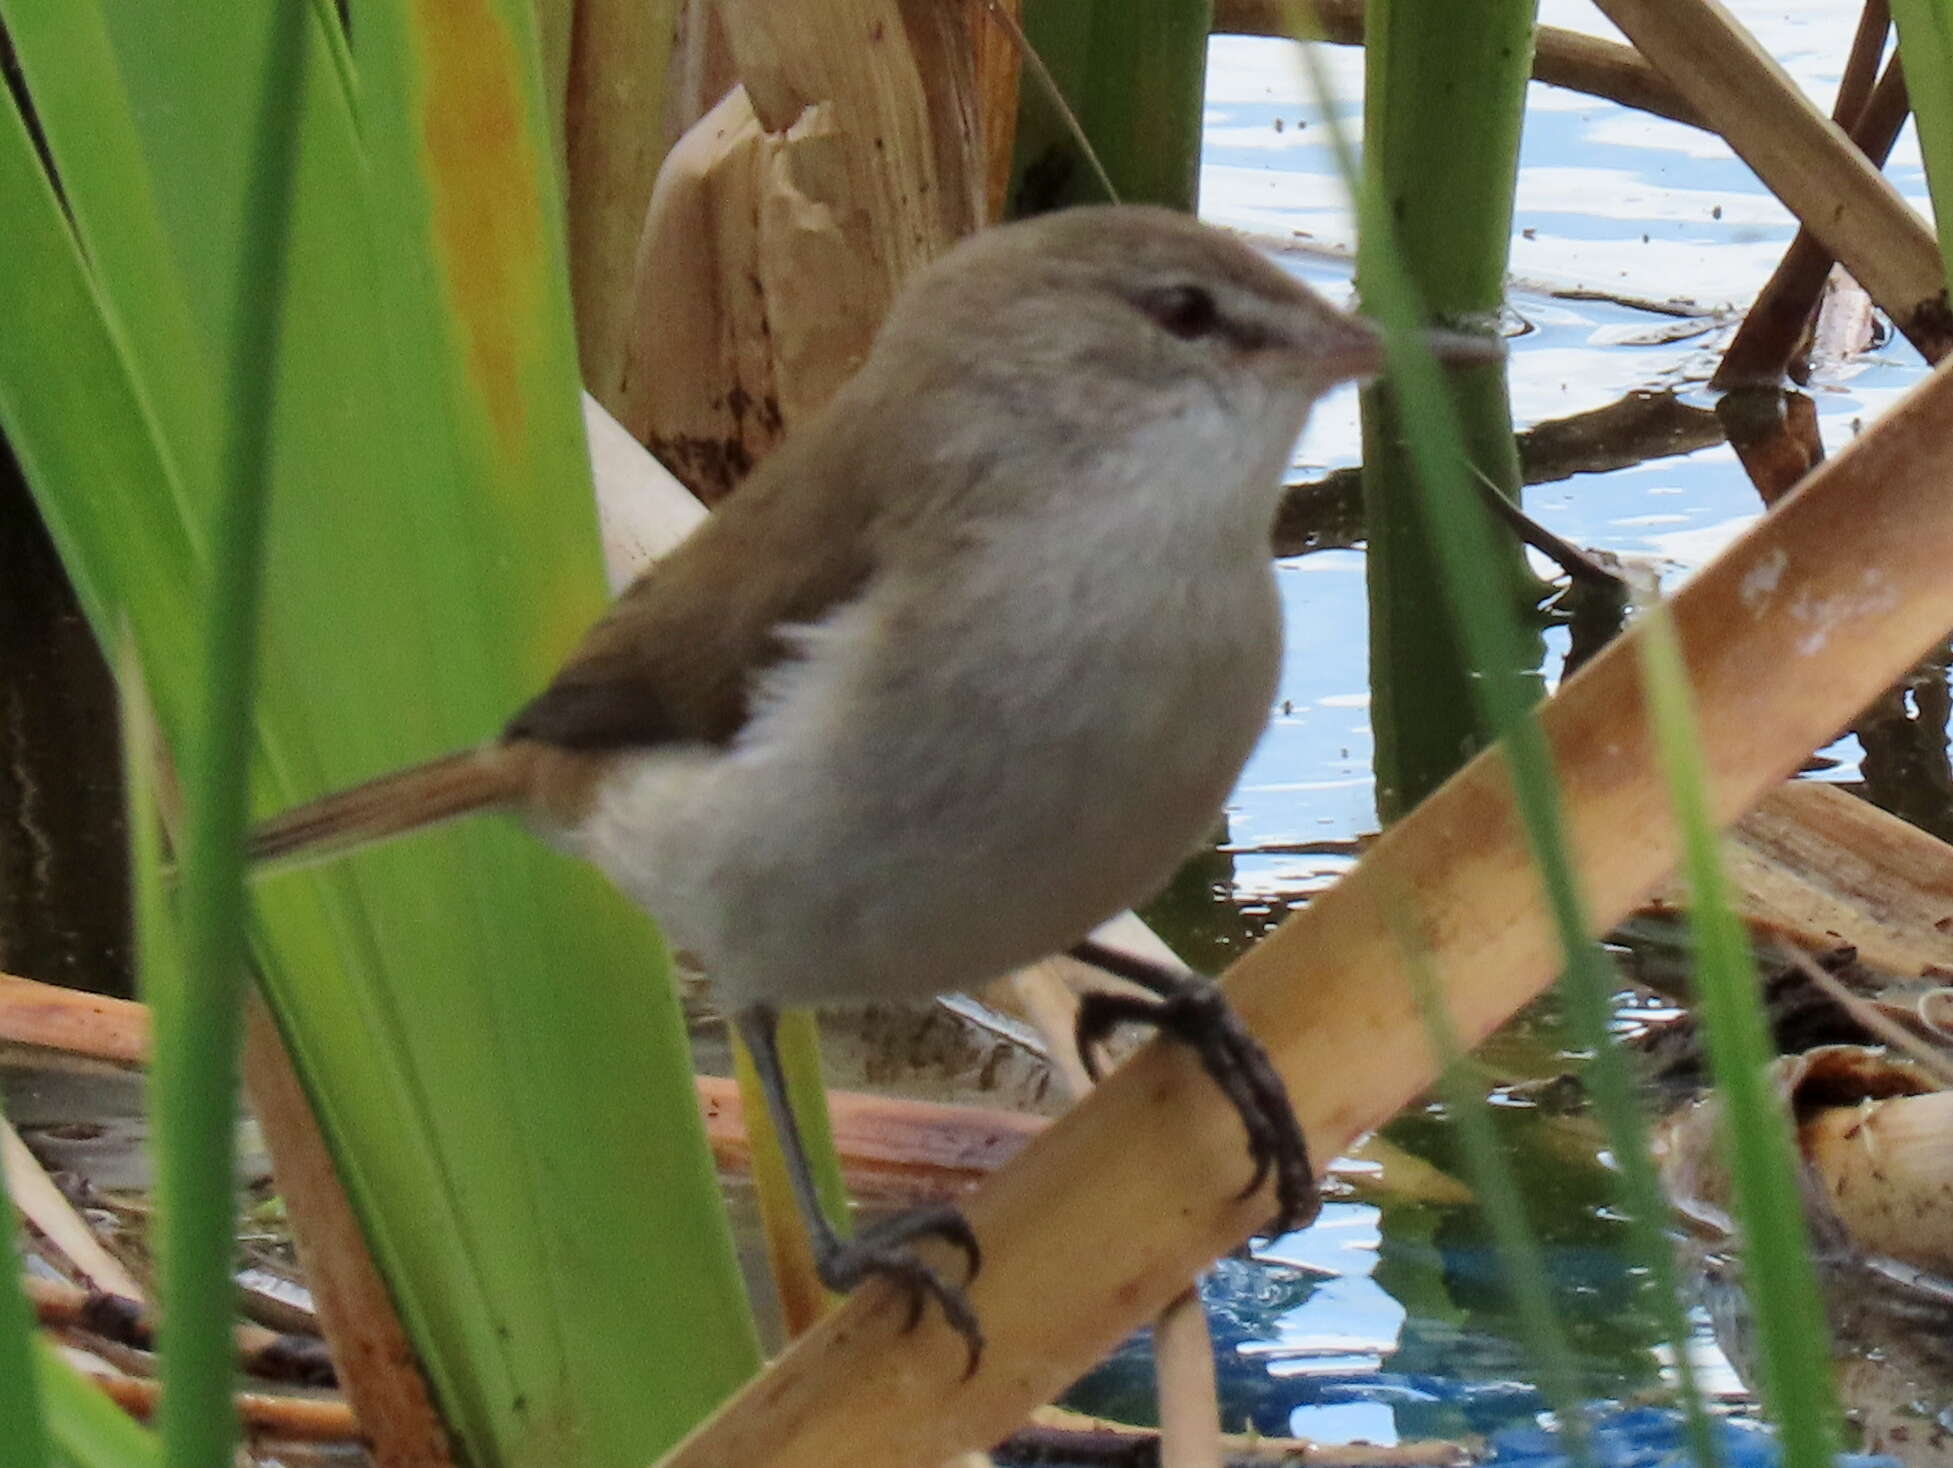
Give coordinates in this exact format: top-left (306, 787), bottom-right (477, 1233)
top-left (874, 206), bottom-right (1496, 428)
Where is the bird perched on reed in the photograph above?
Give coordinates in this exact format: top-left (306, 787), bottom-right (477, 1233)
top-left (249, 204), bottom-right (1497, 1372)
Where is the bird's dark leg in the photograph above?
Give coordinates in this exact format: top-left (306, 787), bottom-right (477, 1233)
top-left (733, 1003), bottom-right (984, 1374)
top-left (1069, 939), bottom-right (1318, 1237)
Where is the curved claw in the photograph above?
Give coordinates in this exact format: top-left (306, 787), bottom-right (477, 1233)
top-left (1069, 949), bottom-right (1321, 1239)
top-left (1074, 991), bottom-right (1165, 1086)
top-left (1077, 1029), bottom-right (1108, 1084)
top-left (851, 1203), bottom-right (982, 1282)
top-left (933, 1212), bottom-right (983, 1281)
top-left (1073, 1007), bottom-right (1115, 1084)
top-left (816, 1205), bottom-right (986, 1378)
top-left (1235, 1141), bottom-right (1274, 1203)
top-left (1169, 986), bottom-right (1314, 1235)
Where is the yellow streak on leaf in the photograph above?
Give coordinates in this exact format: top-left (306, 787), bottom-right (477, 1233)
top-left (414, 0), bottom-right (545, 459)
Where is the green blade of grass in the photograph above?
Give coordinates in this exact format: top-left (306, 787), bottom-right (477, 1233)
top-left (0, 7), bottom-right (207, 687)
top-left (0, 4), bottom-right (761, 1464)
top-left (0, 5), bottom-right (220, 523)
top-left (0, 65), bottom-right (178, 1468)
top-left (121, 631), bottom-right (186, 1304)
top-left (36, 1343), bottom-right (161, 1468)
top-left (1547, 906), bottom-right (1722, 1465)
top-left (1872, 2), bottom-right (1953, 289)
top-left (333, 5), bottom-right (765, 1454)
top-left (1391, 907), bottom-right (1590, 1452)
top-left (1637, 603), bottom-right (1839, 1468)
top-left (149, 5), bottom-right (308, 1463)
top-left (0, 1112), bottom-right (49, 1468)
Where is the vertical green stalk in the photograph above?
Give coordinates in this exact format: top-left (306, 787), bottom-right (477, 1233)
top-left (0, 1132), bottom-right (48, 1468)
top-left (1358, 0), bottom-right (1542, 821)
top-left (775, 1010), bottom-right (851, 1237)
top-left (1291, 12), bottom-right (1719, 1461)
top-left (1007, 0), bottom-right (1211, 214)
top-left (150, 5), bottom-right (306, 1462)
top-left (1360, 0), bottom-right (1534, 311)
top-left (1637, 605), bottom-right (1839, 1468)
top-left (118, 635), bottom-right (175, 1468)
top-left (1890, 1), bottom-right (1953, 285)
top-left (730, 1012), bottom-right (852, 1336)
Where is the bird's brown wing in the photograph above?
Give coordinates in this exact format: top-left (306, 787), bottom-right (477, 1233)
top-left (245, 421), bottom-right (883, 866)
top-left (504, 432), bottom-right (880, 752)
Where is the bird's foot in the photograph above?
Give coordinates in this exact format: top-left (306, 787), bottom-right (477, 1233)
top-left (817, 1204), bottom-right (984, 1377)
top-left (1074, 964), bottom-right (1318, 1237)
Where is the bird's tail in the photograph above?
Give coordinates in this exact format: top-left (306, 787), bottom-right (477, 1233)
top-left (249, 745), bottom-right (533, 870)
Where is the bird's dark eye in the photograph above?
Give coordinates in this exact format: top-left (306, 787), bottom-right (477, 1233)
top-left (1136, 284), bottom-right (1221, 340)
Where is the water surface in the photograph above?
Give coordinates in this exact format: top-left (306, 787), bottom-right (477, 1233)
top-left (1073, 9), bottom-right (1948, 1457)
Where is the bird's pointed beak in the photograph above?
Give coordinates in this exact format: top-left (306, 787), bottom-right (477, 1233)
top-left (1315, 316), bottom-right (1389, 385)
top-left (1315, 316), bottom-right (1506, 387)
top-left (1421, 325), bottom-right (1507, 368)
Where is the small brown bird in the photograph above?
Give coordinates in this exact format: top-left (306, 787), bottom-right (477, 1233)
top-left (251, 204), bottom-right (1496, 1371)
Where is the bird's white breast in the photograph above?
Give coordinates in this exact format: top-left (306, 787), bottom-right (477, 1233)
top-left (568, 402), bottom-right (1299, 1009)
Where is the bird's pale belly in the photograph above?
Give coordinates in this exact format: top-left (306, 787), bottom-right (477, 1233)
top-left (570, 560), bottom-right (1282, 1009)
top-left (697, 752), bottom-right (1246, 1006)
top-left (665, 684), bottom-right (1265, 1006)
